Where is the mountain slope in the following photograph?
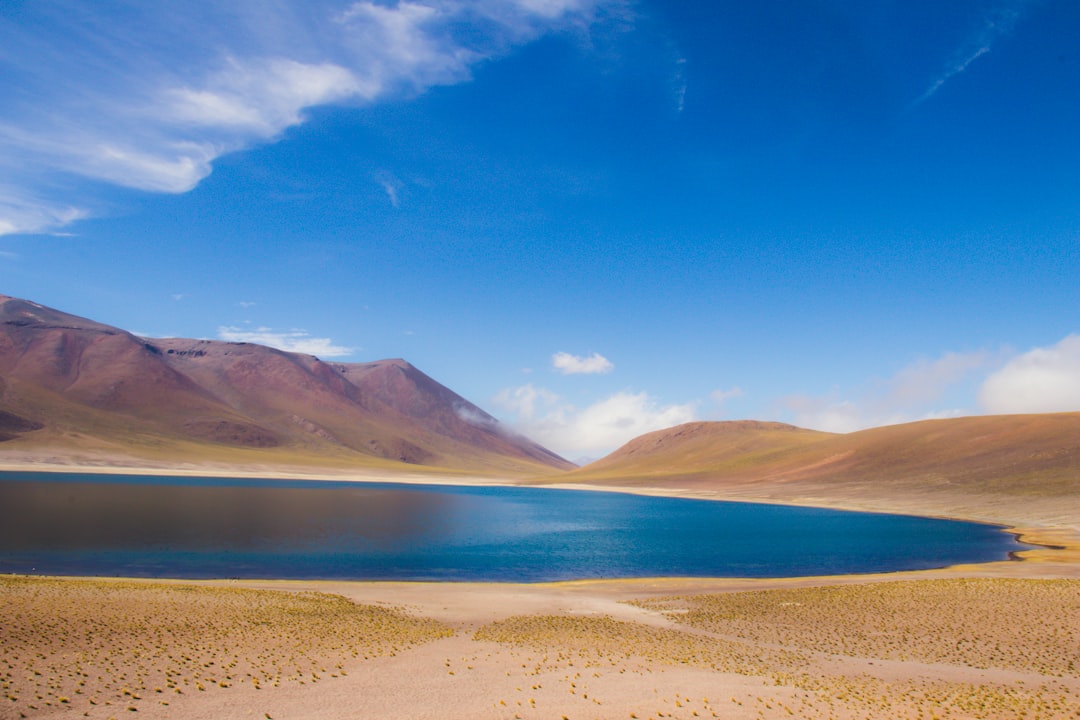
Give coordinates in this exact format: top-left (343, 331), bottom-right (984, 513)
top-left (557, 414), bottom-right (1080, 526)
top-left (576, 420), bottom-right (837, 479)
top-left (0, 295), bottom-right (571, 474)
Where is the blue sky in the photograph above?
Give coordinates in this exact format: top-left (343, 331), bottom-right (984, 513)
top-left (2, 0), bottom-right (1079, 461)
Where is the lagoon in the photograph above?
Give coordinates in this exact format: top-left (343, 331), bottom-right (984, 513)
top-left (0, 472), bottom-right (1026, 581)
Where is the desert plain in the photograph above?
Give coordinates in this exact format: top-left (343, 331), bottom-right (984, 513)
top-left (2, 458), bottom-right (1079, 720)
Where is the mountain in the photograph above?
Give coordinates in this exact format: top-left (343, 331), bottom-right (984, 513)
top-left (577, 420), bottom-right (835, 478)
top-left (560, 416), bottom-right (1080, 525)
top-left (0, 294), bottom-right (571, 474)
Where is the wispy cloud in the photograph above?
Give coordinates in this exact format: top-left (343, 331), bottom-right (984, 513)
top-left (672, 56), bottom-right (687, 114)
top-left (376, 171), bottom-right (404, 207)
top-left (0, 185), bottom-right (89, 236)
top-left (494, 383), bottom-right (695, 458)
top-left (710, 386), bottom-right (743, 405)
top-left (780, 350), bottom-right (995, 433)
top-left (552, 351), bottom-right (614, 374)
top-left (493, 383), bottom-right (561, 420)
top-left (217, 325), bottom-right (355, 357)
top-left (914, 1), bottom-right (1032, 105)
top-left (0, 0), bottom-right (609, 236)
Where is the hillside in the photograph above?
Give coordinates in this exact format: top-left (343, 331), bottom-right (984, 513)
top-left (0, 295), bottom-right (571, 475)
top-left (558, 415), bottom-right (1080, 528)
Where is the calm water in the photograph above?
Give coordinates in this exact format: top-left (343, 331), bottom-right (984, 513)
top-left (0, 472), bottom-right (1026, 581)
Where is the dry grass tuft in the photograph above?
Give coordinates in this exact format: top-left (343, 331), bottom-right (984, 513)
top-left (628, 578), bottom-right (1080, 719)
top-left (0, 576), bottom-right (451, 718)
top-left (636, 578), bottom-right (1080, 677)
top-left (475, 613), bottom-right (804, 676)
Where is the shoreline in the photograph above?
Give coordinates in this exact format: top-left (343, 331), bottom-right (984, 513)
top-left (2, 459), bottom-right (1079, 581)
top-left (5, 460), bottom-right (1079, 720)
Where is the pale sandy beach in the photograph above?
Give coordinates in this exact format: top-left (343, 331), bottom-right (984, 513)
top-left (2, 461), bottom-right (1079, 719)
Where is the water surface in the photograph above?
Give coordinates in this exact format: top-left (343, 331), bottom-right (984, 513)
top-left (0, 472), bottom-right (1025, 581)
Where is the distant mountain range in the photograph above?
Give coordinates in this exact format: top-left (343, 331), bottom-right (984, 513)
top-left (0, 294), bottom-right (572, 474)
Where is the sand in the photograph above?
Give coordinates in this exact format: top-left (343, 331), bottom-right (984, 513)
top-left (2, 460), bottom-right (1079, 719)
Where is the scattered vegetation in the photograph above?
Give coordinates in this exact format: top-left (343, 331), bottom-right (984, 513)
top-left (471, 579), bottom-right (1080, 719)
top-left (635, 578), bottom-right (1080, 677)
top-left (0, 576), bottom-right (451, 718)
top-left (3, 575), bottom-right (1077, 719)
top-left (627, 578), bottom-right (1080, 719)
top-left (475, 613), bottom-right (804, 677)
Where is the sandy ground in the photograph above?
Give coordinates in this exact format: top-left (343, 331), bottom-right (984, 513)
top-left (2, 460), bottom-right (1079, 719)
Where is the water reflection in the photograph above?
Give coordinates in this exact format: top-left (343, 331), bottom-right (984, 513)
top-left (0, 481), bottom-right (465, 551)
top-left (0, 473), bottom-right (1027, 581)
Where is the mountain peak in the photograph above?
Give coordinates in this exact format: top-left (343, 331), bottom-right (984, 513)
top-left (0, 295), bottom-right (571, 475)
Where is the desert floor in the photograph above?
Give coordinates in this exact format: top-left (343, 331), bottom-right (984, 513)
top-left (2, 463), bottom-right (1079, 719)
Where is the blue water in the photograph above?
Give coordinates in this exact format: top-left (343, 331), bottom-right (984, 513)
top-left (0, 472), bottom-right (1026, 581)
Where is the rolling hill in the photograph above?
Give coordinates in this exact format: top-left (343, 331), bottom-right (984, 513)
top-left (559, 416), bottom-right (1080, 527)
top-left (0, 294), bottom-right (571, 475)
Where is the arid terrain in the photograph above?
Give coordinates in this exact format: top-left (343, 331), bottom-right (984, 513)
top-left (3, 555), bottom-right (1079, 720)
top-left (3, 295), bottom-right (1080, 719)
top-left (2, 458), bottom-right (1078, 720)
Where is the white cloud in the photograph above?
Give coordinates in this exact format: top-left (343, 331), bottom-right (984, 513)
top-left (978, 334), bottom-right (1080, 413)
top-left (0, 189), bottom-right (89, 237)
top-left (512, 0), bottom-right (590, 20)
top-left (552, 351), bottom-right (614, 375)
top-left (780, 349), bottom-right (993, 433)
top-left (0, 0), bottom-right (608, 236)
top-left (217, 325), bottom-right (355, 357)
top-left (337, 1), bottom-right (476, 90)
top-left (494, 384), bottom-right (695, 458)
top-left (781, 395), bottom-right (865, 434)
top-left (454, 403), bottom-right (498, 430)
top-left (163, 59), bottom-right (361, 135)
top-left (493, 383), bottom-right (560, 420)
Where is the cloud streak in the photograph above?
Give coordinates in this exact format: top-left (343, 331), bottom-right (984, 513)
top-left (217, 325), bottom-right (355, 357)
top-left (0, 0), bottom-right (608, 235)
top-left (914, 1), bottom-right (1031, 105)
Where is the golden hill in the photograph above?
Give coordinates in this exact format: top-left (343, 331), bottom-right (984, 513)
top-left (557, 415), bottom-right (1080, 527)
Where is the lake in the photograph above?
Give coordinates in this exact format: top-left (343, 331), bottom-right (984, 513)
top-left (0, 472), bottom-right (1026, 581)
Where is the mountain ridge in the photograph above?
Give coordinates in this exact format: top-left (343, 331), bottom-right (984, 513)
top-left (0, 294), bottom-right (571, 474)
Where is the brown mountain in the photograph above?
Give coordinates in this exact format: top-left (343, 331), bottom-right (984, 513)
top-left (0, 294), bottom-right (571, 474)
top-left (559, 416), bottom-right (1080, 526)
